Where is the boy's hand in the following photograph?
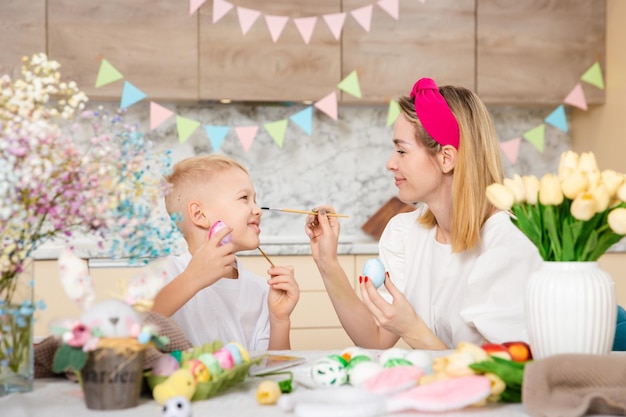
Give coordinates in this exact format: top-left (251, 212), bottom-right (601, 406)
top-left (267, 265), bottom-right (299, 321)
top-left (186, 226), bottom-right (236, 290)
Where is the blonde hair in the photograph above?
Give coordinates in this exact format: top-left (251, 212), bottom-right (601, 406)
top-left (398, 85), bottom-right (503, 252)
top-left (164, 154), bottom-right (249, 217)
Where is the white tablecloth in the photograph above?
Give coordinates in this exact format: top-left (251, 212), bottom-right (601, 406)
top-left (0, 350), bottom-right (535, 417)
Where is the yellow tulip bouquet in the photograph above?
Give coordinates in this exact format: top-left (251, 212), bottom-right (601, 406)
top-left (486, 151), bottom-right (626, 261)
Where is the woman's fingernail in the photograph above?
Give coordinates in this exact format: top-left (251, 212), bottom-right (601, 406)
top-left (385, 271), bottom-right (389, 278)
top-left (320, 208), bottom-right (326, 215)
top-left (364, 276), bottom-right (369, 283)
top-left (358, 276), bottom-right (363, 284)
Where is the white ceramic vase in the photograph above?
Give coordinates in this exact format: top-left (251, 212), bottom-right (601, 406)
top-left (526, 261), bottom-right (617, 359)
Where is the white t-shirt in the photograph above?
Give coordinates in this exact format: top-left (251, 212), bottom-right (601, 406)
top-left (164, 252), bottom-right (270, 351)
top-left (378, 206), bottom-right (543, 348)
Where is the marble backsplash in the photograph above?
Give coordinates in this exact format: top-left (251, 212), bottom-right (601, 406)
top-left (34, 101), bottom-right (625, 259)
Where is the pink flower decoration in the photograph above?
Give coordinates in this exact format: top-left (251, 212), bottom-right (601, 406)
top-left (66, 322), bottom-right (91, 348)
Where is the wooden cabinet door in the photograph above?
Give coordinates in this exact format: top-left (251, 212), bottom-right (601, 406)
top-left (342, 0), bottom-right (475, 103)
top-left (0, 0), bottom-right (46, 77)
top-left (477, 0), bottom-right (606, 105)
top-left (47, 0), bottom-right (198, 101)
top-left (199, 0), bottom-right (341, 102)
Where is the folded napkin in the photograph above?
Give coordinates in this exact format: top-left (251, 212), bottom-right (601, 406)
top-left (522, 353), bottom-right (626, 417)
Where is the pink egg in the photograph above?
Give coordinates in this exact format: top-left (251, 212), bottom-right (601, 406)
top-left (151, 354), bottom-right (180, 376)
top-left (209, 220), bottom-right (232, 246)
top-left (213, 348), bottom-right (235, 370)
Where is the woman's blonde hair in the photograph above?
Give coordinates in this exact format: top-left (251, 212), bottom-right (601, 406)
top-left (398, 85), bottom-right (503, 252)
top-left (164, 154), bottom-right (248, 217)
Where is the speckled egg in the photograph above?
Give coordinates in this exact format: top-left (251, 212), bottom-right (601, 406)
top-left (362, 258), bottom-right (386, 288)
top-left (311, 356), bottom-right (348, 387)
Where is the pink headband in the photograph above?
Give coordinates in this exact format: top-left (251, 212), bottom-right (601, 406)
top-left (410, 78), bottom-right (460, 149)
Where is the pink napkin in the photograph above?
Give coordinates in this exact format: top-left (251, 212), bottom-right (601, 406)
top-left (522, 353), bottom-right (626, 417)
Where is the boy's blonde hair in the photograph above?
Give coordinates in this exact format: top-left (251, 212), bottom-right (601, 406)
top-left (398, 85), bottom-right (503, 253)
top-left (164, 154), bottom-right (249, 218)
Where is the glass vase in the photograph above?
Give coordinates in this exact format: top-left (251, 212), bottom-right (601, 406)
top-left (0, 258), bottom-right (35, 395)
top-left (526, 261), bottom-right (617, 359)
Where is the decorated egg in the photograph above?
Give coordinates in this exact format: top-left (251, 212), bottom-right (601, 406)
top-left (382, 358), bottom-right (414, 368)
top-left (224, 343), bottom-right (243, 366)
top-left (227, 341), bottom-right (250, 362)
top-left (378, 348), bottom-right (409, 365)
top-left (311, 356), bottom-right (348, 387)
top-left (362, 258), bottom-right (386, 288)
top-left (213, 348), bottom-right (235, 370)
top-left (347, 361), bottom-right (384, 386)
top-left (197, 353), bottom-right (222, 377)
top-left (209, 220), bottom-right (232, 246)
top-left (183, 359), bottom-right (210, 382)
top-left (340, 346), bottom-right (373, 362)
top-left (152, 354), bottom-right (180, 376)
top-left (345, 354), bottom-right (373, 371)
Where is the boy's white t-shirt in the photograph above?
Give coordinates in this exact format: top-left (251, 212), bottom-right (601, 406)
top-left (164, 252), bottom-right (270, 351)
top-left (378, 206), bottom-right (543, 348)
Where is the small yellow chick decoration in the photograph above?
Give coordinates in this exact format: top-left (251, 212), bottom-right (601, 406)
top-left (153, 369), bottom-right (198, 405)
top-left (255, 380), bottom-right (282, 405)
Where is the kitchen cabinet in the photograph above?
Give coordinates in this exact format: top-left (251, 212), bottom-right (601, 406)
top-left (0, 0), bottom-right (46, 78)
top-left (342, 0), bottom-right (475, 103)
top-left (477, 0), bottom-right (606, 105)
top-left (198, 0), bottom-right (341, 102)
top-left (47, 0), bottom-right (198, 101)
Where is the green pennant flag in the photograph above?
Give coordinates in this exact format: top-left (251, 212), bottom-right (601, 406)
top-left (264, 119), bottom-right (288, 148)
top-left (176, 116), bottom-right (201, 144)
top-left (522, 124), bottom-right (546, 152)
top-left (95, 59), bottom-right (123, 88)
top-left (338, 70), bottom-right (362, 99)
top-left (386, 100), bottom-right (400, 127)
top-left (580, 61), bottom-right (605, 90)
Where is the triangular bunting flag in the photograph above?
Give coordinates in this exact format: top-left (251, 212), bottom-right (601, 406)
top-left (289, 107), bottom-right (313, 135)
top-left (95, 59), bottom-right (123, 88)
top-left (205, 125), bottom-right (230, 151)
top-left (235, 126), bottom-right (259, 152)
top-left (338, 70), bottom-right (361, 99)
top-left (294, 17), bottom-right (317, 44)
top-left (563, 83), bottom-right (588, 110)
top-left (264, 119), bottom-right (288, 148)
top-left (377, 0), bottom-right (399, 20)
top-left (213, 0), bottom-right (233, 23)
top-left (323, 12), bottom-right (346, 40)
top-left (176, 116), bottom-right (201, 144)
top-left (314, 92), bottom-right (338, 120)
top-left (120, 81), bottom-right (147, 109)
top-left (189, 0), bottom-right (206, 15)
top-left (580, 61), bottom-right (605, 90)
top-left (351, 5), bottom-right (373, 32)
top-left (150, 102), bottom-right (174, 130)
top-left (265, 15), bottom-right (289, 43)
top-left (386, 100), bottom-right (400, 127)
top-left (544, 104), bottom-right (568, 133)
top-left (500, 138), bottom-right (521, 164)
top-left (522, 124), bottom-right (545, 152)
top-left (237, 7), bottom-right (260, 35)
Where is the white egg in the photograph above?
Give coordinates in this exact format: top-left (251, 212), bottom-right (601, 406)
top-left (378, 348), bottom-right (409, 365)
top-left (404, 350), bottom-right (432, 372)
top-left (348, 361), bottom-right (384, 386)
top-left (362, 258), bottom-right (386, 288)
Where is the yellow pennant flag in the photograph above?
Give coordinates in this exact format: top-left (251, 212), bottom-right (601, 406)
top-left (580, 62), bottom-right (604, 90)
top-left (522, 124), bottom-right (546, 152)
top-left (95, 59), bottom-right (123, 88)
top-left (386, 100), bottom-right (400, 127)
top-left (338, 70), bottom-right (362, 99)
top-left (264, 119), bottom-right (288, 148)
top-left (176, 116), bottom-right (201, 144)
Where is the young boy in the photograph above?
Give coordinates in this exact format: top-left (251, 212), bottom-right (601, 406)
top-left (152, 155), bottom-right (300, 351)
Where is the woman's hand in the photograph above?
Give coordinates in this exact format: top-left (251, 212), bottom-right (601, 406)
top-left (304, 206), bottom-right (341, 265)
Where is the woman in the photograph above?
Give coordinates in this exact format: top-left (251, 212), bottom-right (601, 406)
top-left (305, 78), bottom-right (542, 350)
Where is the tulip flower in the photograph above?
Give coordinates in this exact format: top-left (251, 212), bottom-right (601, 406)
top-left (590, 184), bottom-right (610, 213)
top-left (486, 183), bottom-right (515, 211)
top-left (608, 208), bottom-right (626, 235)
top-left (601, 170), bottom-right (624, 197)
top-left (560, 171), bottom-right (588, 200)
top-left (578, 152), bottom-right (599, 173)
top-left (570, 193), bottom-right (595, 221)
top-left (539, 174), bottom-right (564, 206)
top-left (618, 183), bottom-right (626, 203)
top-left (504, 174), bottom-right (525, 203)
top-left (522, 175), bottom-right (540, 205)
top-left (558, 150), bottom-right (579, 179)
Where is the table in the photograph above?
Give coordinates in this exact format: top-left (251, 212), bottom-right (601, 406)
top-left (0, 350), bottom-right (533, 417)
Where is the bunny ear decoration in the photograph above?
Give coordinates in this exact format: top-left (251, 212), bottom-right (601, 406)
top-left (123, 257), bottom-right (169, 311)
top-left (58, 248), bottom-right (96, 310)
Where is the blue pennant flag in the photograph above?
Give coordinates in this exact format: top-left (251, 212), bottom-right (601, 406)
top-left (205, 125), bottom-right (230, 151)
top-left (289, 107), bottom-right (313, 136)
top-left (544, 105), bottom-right (568, 133)
top-left (119, 81), bottom-right (147, 109)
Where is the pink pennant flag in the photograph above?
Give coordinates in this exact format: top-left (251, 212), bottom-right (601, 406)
top-left (294, 17), bottom-right (317, 44)
top-left (350, 5), bottom-right (373, 32)
top-left (150, 102), bottom-right (174, 130)
top-left (314, 91), bottom-right (338, 120)
top-left (323, 12), bottom-right (346, 40)
top-left (377, 0), bottom-right (399, 20)
top-left (563, 83), bottom-right (588, 110)
top-left (500, 138), bottom-right (521, 165)
top-left (237, 7), bottom-right (260, 35)
top-left (189, 0), bottom-right (206, 16)
top-left (235, 126), bottom-right (259, 152)
top-left (213, 0), bottom-right (233, 23)
top-left (265, 15), bottom-right (289, 43)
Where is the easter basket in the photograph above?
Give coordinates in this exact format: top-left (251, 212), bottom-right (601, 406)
top-left (144, 340), bottom-right (263, 401)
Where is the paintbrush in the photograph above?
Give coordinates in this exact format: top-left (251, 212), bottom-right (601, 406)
top-left (257, 247), bottom-right (275, 267)
top-left (261, 207), bottom-right (349, 218)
